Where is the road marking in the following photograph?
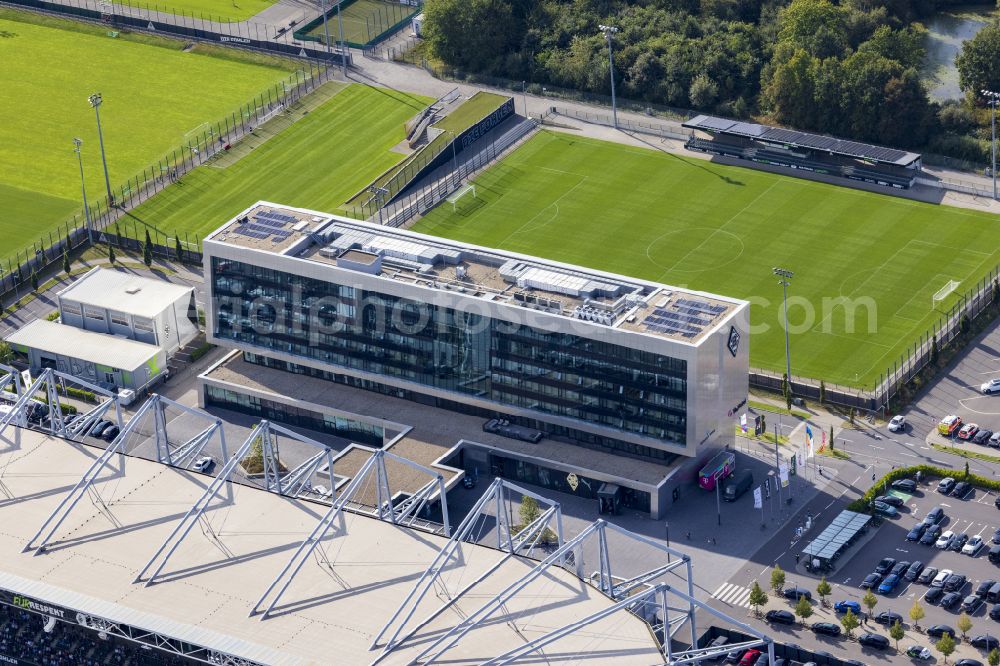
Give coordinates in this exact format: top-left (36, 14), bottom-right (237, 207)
top-left (712, 582), bottom-right (752, 608)
top-left (899, 452), bottom-right (918, 458)
top-left (941, 503), bottom-right (952, 507)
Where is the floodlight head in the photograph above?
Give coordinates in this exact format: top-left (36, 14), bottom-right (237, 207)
top-left (88, 93), bottom-right (102, 107)
top-left (73, 137), bottom-right (82, 150)
top-left (773, 267), bottom-right (794, 279)
top-left (598, 24), bottom-right (619, 34)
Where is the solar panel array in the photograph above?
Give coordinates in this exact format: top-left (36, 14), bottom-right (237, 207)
top-left (801, 510), bottom-right (871, 560)
top-left (682, 114), bottom-right (920, 166)
top-left (233, 212), bottom-right (295, 242)
top-left (643, 298), bottom-right (729, 338)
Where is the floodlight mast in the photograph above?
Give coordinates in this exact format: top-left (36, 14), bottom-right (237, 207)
top-left (773, 267), bottom-right (794, 388)
top-left (598, 25), bottom-right (619, 129)
top-left (73, 138), bottom-right (94, 245)
top-left (983, 89), bottom-right (999, 200)
top-left (88, 93), bottom-right (114, 207)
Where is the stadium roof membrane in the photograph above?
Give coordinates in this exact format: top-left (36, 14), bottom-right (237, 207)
top-left (683, 115), bottom-right (921, 167)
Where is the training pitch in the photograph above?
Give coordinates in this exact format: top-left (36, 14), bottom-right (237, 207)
top-left (127, 84), bottom-right (430, 239)
top-left (0, 10), bottom-right (292, 266)
top-left (412, 131), bottom-right (1000, 388)
top-left (137, 0), bottom-right (274, 22)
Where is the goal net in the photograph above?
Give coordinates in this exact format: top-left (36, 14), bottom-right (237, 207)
top-left (932, 279), bottom-right (960, 308)
top-left (446, 184), bottom-right (477, 211)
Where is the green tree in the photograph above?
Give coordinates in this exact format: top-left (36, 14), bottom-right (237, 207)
top-left (770, 565), bottom-right (786, 594)
top-left (748, 581), bottom-right (768, 616)
top-left (174, 236), bottom-right (183, 263)
top-left (782, 373), bottom-right (792, 410)
top-left (0, 341), bottom-right (12, 365)
top-left (519, 495), bottom-right (540, 526)
top-left (987, 647), bottom-right (999, 666)
top-left (794, 594), bottom-right (813, 625)
top-left (143, 229), bottom-right (153, 268)
top-left (108, 244), bottom-right (116, 265)
top-left (62, 250), bottom-right (71, 275)
top-left (819, 380), bottom-right (826, 404)
top-left (889, 619), bottom-right (905, 649)
top-left (862, 590), bottom-right (878, 619)
top-left (956, 19), bottom-right (1000, 98)
top-left (840, 608), bottom-right (860, 636)
top-left (957, 611), bottom-right (972, 639)
top-left (931, 334), bottom-right (939, 364)
top-left (829, 425), bottom-right (835, 451)
top-left (30, 270), bottom-right (38, 292)
top-left (424, 0), bottom-right (517, 73)
top-left (964, 461), bottom-right (971, 480)
top-left (816, 576), bottom-right (831, 605)
top-left (689, 73), bottom-right (720, 109)
top-left (936, 632), bottom-right (955, 663)
top-left (909, 600), bottom-right (925, 629)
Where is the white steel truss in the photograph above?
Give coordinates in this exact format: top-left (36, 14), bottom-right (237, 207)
top-left (251, 447), bottom-right (451, 619)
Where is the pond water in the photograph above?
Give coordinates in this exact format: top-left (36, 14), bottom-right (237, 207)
top-left (922, 4), bottom-right (997, 101)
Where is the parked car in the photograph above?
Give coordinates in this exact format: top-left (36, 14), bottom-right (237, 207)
top-left (974, 429), bottom-right (994, 445)
top-left (990, 604), bottom-right (1000, 621)
top-left (811, 622), bottom-right (841, 637)
top-left (964, 535), bottom-right (985, 555)
top-left (941, 592), bottom-right (963, 609)
top-left (99, 425), bottom-right (120, 442)
top-left (860, 573), bottom-right (882, 590)
top-left (924, 506), bottom-right (946, 524)
top-left (765, 609), bottom-right (795, 625)
top-left (952, 481), bottom-right (972, 498)
top-left (875, 557), bottom-right (897, 575)
top-left (893, 478), bottom-right (917, 493)
top-left (191, 457), bottom-right (214, 473)
top-left (939, 415), bottom-right (963, 436)
top-left (925, 587), bottom-right (944, 604)
top-left (992, 528), bottom-right (1000, 545)
top-left (959, 423), bottom-right (980, 440)
top-left (783, 587), bottom-right (812, 601)
top-left (971, 635), bottom-right (1000, 650)
top-left (932, 569), bottom-right (954, 588)
top-left (991, 431), bottom-right (1000, 448)
top-left (876, 494), bottom-right (905, 507)
top-left (89, 419), bottom-right (114, 437)
top-left (945, 573), bottom-right (968, 592)
top-left (891, 561), bottom-right (911, 576)
top-left (834, 600), bottom-right (861, 614)
top-left (937, 530), bottom-right (957, 549)
top-left (879, 575), bottom-right (901, 594)
top-left (938, 478), bottom-right (957, 494)
top-left (906, 645), bottom-right (932, 660)
top-left (956, 659), bottom-right (985, 666)
top-left (873, 501), bottom-right (899, 517)
top-left (888, 415), bottom-right (907, 432)
top-left (907, 522), bottom-right (928, 542)
top-left (950, 533), bottom-right (970, 551)
top-left (927, 624), bottom-right (957, 639)
top-left (976, 579), bottom-right (996, 597)
top-left (962, 594), bottom-right (984, 613)
top-left (874, 611), bottom-right (904, 626)
top-left (904, 561), bottom-right (924, 581)
top-left (918, 567), bottom-right (939, 584)
top-left (739, 650), bottom-right (761, 666)
top-left (982, 378), bottom-right (1000, 394)
top-left (921, 524), bottom-right (943, 546)
top-left (858, 633), bottom-right (890, 650)
top-left (996, 495), bottom-right (1000, 510)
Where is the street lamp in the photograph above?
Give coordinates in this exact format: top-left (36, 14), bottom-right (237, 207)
top-left (983, 89), bottom-right (999, 200)
top-left (88, 93), bottom-right (114, 207)
top-left (72, 138), bottom-right (93, 245)
top-left (336, 0), bottom-right (347, 76)
top-left (598, 24), bottom-right (619, 129)
top-left (773, 267), bottom-right (794, 388)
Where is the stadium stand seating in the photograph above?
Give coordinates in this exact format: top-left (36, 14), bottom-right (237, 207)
top-left (0, 606), bottom-right (193, 665)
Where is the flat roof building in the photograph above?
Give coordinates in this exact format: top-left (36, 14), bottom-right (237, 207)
top-left (202, 202), bottom-right (750, 516)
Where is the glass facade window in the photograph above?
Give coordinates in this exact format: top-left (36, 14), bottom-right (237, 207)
top-left (204, 384), bottom-right (384, 446)
top-left (213, 257), bottom-right (688, 450)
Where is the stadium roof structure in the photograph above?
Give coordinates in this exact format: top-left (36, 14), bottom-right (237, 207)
top-left (0, 426), bottom-right (690, 665)
top-left (800, 510), bottom-right (873, 562)
top-left (683, 115), bottom-right (922, 167)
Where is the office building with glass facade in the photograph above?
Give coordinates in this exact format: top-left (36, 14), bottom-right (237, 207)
top-left (200, 203), bottom-right (750, 516)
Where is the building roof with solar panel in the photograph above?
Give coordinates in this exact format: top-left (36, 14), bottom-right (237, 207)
top-left (206, 202), bottom-right (748, 346)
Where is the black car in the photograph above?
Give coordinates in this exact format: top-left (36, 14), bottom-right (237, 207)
top-left (952, 481), bottom-right (972, 498)
top-left (927, 624), bottom-right (957, 639)
top-left (945, 573), bottom-right (968, 592)
top-left (925, 587), bottom-right (945, 604)
top-left (904, 561), bottom-right (925, 581)
top-left (892, 478), bottom-right (917, 493)
top-left (925, 506), bottom-right (946, 524)
top-left (860, 573), bottom-right (882, 590)
top-left (907, 522), bottom-right (928, 542)
top-left (100, 425), bottom-right (120, 442)
top-left (753, 654), bottom-right (769, 666)
top-left (962, 594), bottom-right (983, 613)
top-left (812, 622), bottom-right (841, 637)
top-left (875, 495), bottom-right (905, 507)
top-left (941, 591), bottom-right (963, 609)
top-left (956, 660), bottom-right (985, 666)
top-left (765, 609), bottom-right (795, 625)
top-left (992, 604), bottom-right (1000, 621)
top-left (977, 580), bottom-right (997, 597)
top-left (874, 558), bottom-right (896, 575)
top-left (875, 611), bottom-right (904, 626)
top-left (921, 524), bottom-right (943, 545)
top-left (89, 419), bottom-right (114, 437)
top-left (858, 633), bottom-right (890, 650)
top-left (783, 587), bottom-right (812, 601)
top-left (918, 567), bottom-right (939, 584)
top-left (891, 561), bottom-right (911, 576)
top-left (993, 528), bottom-right (1000, 545)
top-left (974, 429), bottom-right (994, 445)
top-left (950, 533), bottom-right (970, 551)
top-left (971, 635), bottom-right (1000, 650)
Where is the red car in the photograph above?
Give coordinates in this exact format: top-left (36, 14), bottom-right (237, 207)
top-left (958, 423), bottom-right (980, 440)
top-left (740, 650), bottom-right (762, 666)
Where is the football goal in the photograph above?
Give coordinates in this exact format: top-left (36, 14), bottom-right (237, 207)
top-left (932, 279), bottom-right (960, 308)
top-left (446, 183), bottom-right (477, 211)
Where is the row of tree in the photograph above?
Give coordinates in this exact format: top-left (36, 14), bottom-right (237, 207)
top-left (422, 0), bottom-right (1000, 160)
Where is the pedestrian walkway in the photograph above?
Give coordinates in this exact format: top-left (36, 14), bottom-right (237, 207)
top-left (711, 582), bottom-right (752, 609)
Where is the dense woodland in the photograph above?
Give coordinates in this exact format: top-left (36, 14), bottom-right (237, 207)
top-left (422, 0), bottom-right (1000, 160)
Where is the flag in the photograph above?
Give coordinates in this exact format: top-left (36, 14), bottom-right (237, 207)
top-left (779, 464), bottom-right (789, 487)
top-left (754, 486), bottom-right (762, 509)
top-left (740, 413), bottom-right (748, 434)
top-left (806, 424), bottom-right (814, 455)
top-left (765, 479), bottom-right (771, 499)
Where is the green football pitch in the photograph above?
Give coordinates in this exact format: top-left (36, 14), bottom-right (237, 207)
top-left (132, 0), bottom-right (274, 22)
top-left (126, 83), bottom-right (430, 239)
top-left (0, 9), bottom-right (293, 265)
top-left (412, 130), bottom-right (1000, 388)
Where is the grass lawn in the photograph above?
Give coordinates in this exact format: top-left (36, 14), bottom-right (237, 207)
top-left (307, 0), bottom-right (416, 46)
top-left (123, 0), bottom-right (274, 22)
top-left (0, 9), bottom-right (294, 265)
top-left (411, 130), bottom-right (1000, 388)
top-left (125, 84), bottom-right (430, 239)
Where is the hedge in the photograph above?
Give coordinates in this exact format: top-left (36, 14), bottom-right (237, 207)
top-left (848, 464), bottom-right (995, 513)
